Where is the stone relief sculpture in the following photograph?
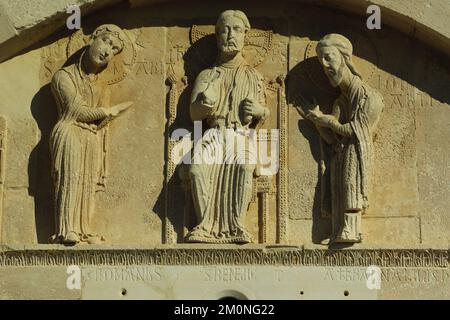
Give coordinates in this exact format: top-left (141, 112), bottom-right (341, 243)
top-left (49, 24), bottom-right (133, 245)
top-left (185, 10), bottom-right (269, 243)
top-left (304, 34), bottom-right (383, 244)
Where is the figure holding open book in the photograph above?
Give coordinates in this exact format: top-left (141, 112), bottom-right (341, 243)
top-left (50, 24), bottom-right (132, 245)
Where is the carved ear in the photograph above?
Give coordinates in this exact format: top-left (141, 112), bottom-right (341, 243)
top-left (341, 53), bottom-right (350, 65)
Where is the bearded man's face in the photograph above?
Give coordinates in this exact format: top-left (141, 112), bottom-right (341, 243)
top-left (216, 16), bottom-right (246, 56)
top-left (317, 46), bottom-right (345, 87)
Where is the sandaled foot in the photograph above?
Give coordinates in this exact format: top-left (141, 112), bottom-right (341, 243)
top-left (320, 238), bottom-right (332, 245)
top-left (49, 234), bottom-right (59, 244)
top-left (86, 234), bottom-right (105, 244)
top-left (63, 231), bottom-right (80, 245)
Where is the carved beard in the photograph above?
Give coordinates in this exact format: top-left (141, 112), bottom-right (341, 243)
top-left (324, 59), bottom-right (345, 88)
top-left (219, 40), bottom-right (241, 55)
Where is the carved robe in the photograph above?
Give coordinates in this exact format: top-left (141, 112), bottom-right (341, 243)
top-left (186, 58), bottom-right (267, 243)
top-left (50, 55), bottom-right (109, 243)
top-left (327, 75), bottom-right (383, 239)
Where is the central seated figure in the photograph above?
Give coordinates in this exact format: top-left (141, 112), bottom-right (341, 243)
top-left (185, 10), bottom-right (269, 243)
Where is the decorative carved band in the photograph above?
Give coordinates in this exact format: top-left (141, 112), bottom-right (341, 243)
top-left (0, 248), bottom-right (447, 268)
top-left (0, 117), bottom-right (6, 244)
top-left (163, 75), bottom-right (179, 244)
top-left (276, 75), bottom-right (288, 244)
top-left (164, 75), bottom-right (188, 243)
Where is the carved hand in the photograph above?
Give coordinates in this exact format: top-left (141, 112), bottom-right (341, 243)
top-left (306, 105), bottom-right (324, 121)
top-left (307, 106), bottom-right (339, 128)
top-left (199, 89), bottom-right (217, 107)
top-left (104, 101), bottom-right (133, 117)
top-left (318, 114), bottom-right (339, 128)
top-left (242, 97), bottom-right (265, 123)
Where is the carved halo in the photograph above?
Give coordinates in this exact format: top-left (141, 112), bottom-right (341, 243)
top-left (66, 27), bottom-right (137, 85)
top-left (304, 29), bottom-right (379, 94)
top-left (190, 24), bottom-right (273, 68)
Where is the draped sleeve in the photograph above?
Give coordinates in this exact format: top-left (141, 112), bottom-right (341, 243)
top-left (190, 69), bottom-right (217, 121)
top-left (51, 70), bottom-right (107, 122)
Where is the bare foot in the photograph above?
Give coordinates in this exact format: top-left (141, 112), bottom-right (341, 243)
top-left (63, 231), bottom-right (80, 245)
top-left (86, 234), bottom-right (105, 244)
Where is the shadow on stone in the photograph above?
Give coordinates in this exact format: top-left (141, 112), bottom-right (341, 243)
top-left (29, 83), bottom-right (57, 243)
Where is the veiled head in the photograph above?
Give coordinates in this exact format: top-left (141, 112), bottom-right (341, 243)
top-left (87, 24), bottom-right (126, 68)
top-left (316, 33), bottom-right (361, 87)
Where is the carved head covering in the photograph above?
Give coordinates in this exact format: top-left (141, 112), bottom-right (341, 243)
top-left (91, 24), bottom-right (126, 53)
top-left (215, 10), bottom-right (251, 33)
top-left (316, 33), bottom-right (362, 78)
